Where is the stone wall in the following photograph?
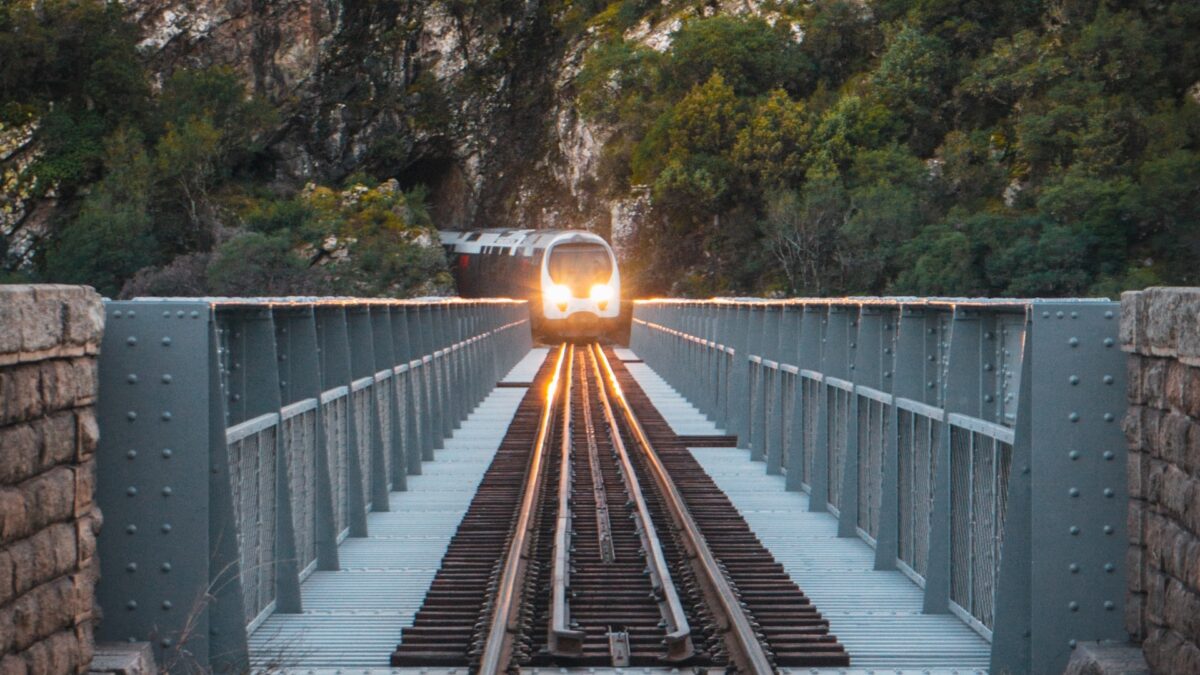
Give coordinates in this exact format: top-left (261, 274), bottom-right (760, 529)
top-left (0, 286), bottom-right (104, 675)
top-left (1120, 288), bottom-right (1200, 674)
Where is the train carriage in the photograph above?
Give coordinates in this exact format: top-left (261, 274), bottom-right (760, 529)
top-left (440, 228), bottom-right (621, 338)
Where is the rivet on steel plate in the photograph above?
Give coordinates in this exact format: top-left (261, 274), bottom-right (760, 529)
top-left (126, 601), bottom-right (137, 610)
top-left (1105, 600), bottom-right (1115, 610)
top-left (126, 411), bottom-right (137, 421)
top-left (126, 563), bottom-right (137, 573)
top-left (1104, 488), bottom-right (1115, 497)
top-left (162, 448), bottom-right (172, 458)
top-left (1069, 526), bottom-right (1080, 535)
top-left (161, 523), bottom-right (172, 533)
top-left (162, 601), bottom-right (172, 610)
top-left (1104, 525), bottom-right (1114, 534)
top-left (1104, 413), bottom-right (1115, 422)
top-left (126, 374), bottom-right (138, 384)
top-left (162, 486), bottom-right (172, 497)
top-left (1069, 450), bottom-right (1080, 460)
top-left (1069, 375), bottom-right (1079, 385)
top-left (1068, 488), bottom-right (1079, 497)
top-left (161, 374), bottom-right (172, 384)
top-left (125, 525), bottom-right (137, 534)
top-left (126, 450), bottom-right (137, 460)
top-left (1103, 450), bottom-right (1115, 460)
top-left (126, 486), bottom-right (137, 497)
top-left (1068, 602), bottom-right (1079, 611)
top-left (161, 411), bottom-right (172, 421)
top-left (1069, 564), bottom-right (1079, 573)
top-left (1069, 412), bottom-right (1080, 422)
top-left (127, 336), bottom-right (137, 346)
top-left (1104, 337), bottom-right (1115, 347)
top-left (1068, 337), bottom-right (1079, 346)
top-left (161, 563), bottom-right (172, 573)
top-left (1103, 375), bottom-right (1114, 384)
top-left (1105, 563), bottom-right (1115, 572)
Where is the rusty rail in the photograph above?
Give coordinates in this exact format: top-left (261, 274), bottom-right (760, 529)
top-left (591, 344), bottom-right (776, 673)
top-left (478, 343), bottom-right (568, 674)
top-left (549, 345), bottom-right (585, 655)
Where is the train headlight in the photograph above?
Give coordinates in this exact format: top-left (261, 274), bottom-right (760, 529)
top-left (589, 284), bottom-right (614, 303)
top-left (547, 284), bottom-right (571, 309)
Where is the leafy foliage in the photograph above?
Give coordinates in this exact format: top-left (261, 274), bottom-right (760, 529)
top-left (3, 0), bottom-right (448, 298)
top-left (583, 1), bottom-right (1200, 297)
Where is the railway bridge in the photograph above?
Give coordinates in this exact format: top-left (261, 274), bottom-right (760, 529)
top-left (2, 288), bottom-right (1196, 675)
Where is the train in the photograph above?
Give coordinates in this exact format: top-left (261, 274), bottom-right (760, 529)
top-left (439, 229), bottom-right (621, 338)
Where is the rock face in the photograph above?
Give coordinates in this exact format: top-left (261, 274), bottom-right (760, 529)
top-left (1121, 288), bottom-right (1200, 674)
top-left (118, 0), bottom-right (610, 233)
top-left (0, 285), bottom-right (105, 675)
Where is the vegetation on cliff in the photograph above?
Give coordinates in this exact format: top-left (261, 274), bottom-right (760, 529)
top-left (579, 0), bottom-right (1200, 297)
top-left (1, 0), bottom-right (450, 298)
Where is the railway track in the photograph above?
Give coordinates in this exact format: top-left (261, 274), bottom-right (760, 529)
top-left (392, 343), bottom-right (849, 673)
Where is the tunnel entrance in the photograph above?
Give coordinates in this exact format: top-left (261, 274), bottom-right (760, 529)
top-left (397, 155), bottom-right (472, 230)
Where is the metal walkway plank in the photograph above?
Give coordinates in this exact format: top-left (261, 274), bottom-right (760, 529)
top-left (250, 350), bottom-right (547, 671)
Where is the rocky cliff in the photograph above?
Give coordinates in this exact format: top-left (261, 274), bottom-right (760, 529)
top-left (119, 0), bottom-right (607, 232)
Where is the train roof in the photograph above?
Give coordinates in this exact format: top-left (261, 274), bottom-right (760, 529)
top-left (439, 229), bottom-right (611, 255)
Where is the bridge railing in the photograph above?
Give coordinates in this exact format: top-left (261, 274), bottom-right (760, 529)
top-left (631, 297), bottom-right (1128, 674)
top-left (94, 297), bottom-right (531, 672)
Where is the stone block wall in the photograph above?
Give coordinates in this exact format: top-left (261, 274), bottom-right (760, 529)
top-left (1121, 288), bottom-right (1200, 674)
top-left (0, 286), bottom-right (104, 675)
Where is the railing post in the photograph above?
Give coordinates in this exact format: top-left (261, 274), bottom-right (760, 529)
top-left (834, 305), bottom-right (861, 538)
top-left (923, 307), bottom-right (973, 613)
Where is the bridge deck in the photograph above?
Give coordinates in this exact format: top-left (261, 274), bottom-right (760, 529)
top-left (248, 349), bottom-right (550, 671)
top-left (621, 354), bottom-right (991, 674)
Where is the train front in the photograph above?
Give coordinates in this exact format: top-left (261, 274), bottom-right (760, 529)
top-left (539, 232), bottom-right (620, 338)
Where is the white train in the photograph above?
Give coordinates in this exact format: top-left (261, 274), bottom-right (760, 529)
top-left (439, 229), bottom-right (621, 338)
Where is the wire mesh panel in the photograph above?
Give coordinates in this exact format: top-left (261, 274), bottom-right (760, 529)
top-left (282, 405), bottom-right (319, 576)
top-left (897, 408), bottom-right (940, 581)
top-left (228, 425), bottom-right (278, 628)
top-left (826, 386), bottom-right (852, 513)
top-left (376, 377), bottom-right (393, 489)
top-left (352, 386), bottom-right (373, 510)
top-left (950, 424), bottom-right (1014, 633)
top-left (856, 396), bottom-right (888, 543)
top-left (321, 392), bottom-right (350, 537)
top-left (800, 376), bottom-right (821, 489)
top-left (780, 373), bottom-right (796, 470)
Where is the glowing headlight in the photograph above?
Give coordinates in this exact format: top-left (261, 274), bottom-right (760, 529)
top-left (547, 284), bottom-right (571, 305)
top-left (589, 283), bottom-right (614, 303)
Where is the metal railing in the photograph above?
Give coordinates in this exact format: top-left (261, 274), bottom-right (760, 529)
top-left (95, 297), bottom-right (532, 672)
top-left (630, 297), bottom-right (1129, 674)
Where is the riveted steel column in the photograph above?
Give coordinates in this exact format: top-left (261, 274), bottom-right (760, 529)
top-left (415, 304), bottom-right (436, 461)
top-left (764, 304), bottom-right (784, 472)
top-left (779, 303), bottom-right (802, 482)
top-left (274, 305), bottom-right (339, 574)
top-left (370, 305), bottom-right (398, 502)
top-left (868, 307), bottom-right (901, 570)
top-left (1020, 302), bottom-right (1127, 673)
top-left (316, 305), bottom-right (365, 541)
top-left (831, 305), bottom-right (861, 538)
top-left (385, 304), bottom-right (409, 491)
top-left (96, 302), bottom-right (247, 671)
top-left (226, 306), bottom-right (305, 618)
top-left (924, 306), bottom-right (974, 614)
top-left (346, 306), bottom-right (380, 527)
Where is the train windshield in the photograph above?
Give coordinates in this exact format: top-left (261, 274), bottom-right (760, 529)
top-left (547, 243), bottom-right (613, 294)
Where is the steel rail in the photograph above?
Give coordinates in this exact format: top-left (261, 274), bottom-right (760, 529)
top-left (591, 344), bottom-right (776, 674)
top-left (586, 345), bottom-right (695, 663)
top-left (478, 343), bottom-right (569, 675)
top-left (549, 345), bottom-right (585, 656)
